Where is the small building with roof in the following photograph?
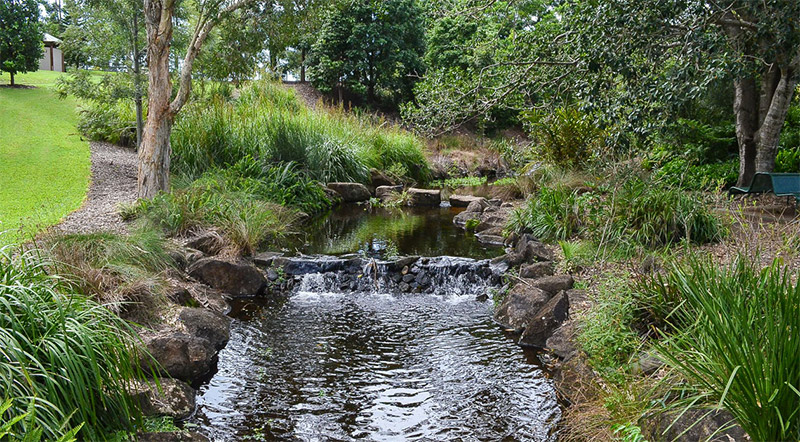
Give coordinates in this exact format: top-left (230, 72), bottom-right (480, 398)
top-left (39, 33), bottom-right (65, 72)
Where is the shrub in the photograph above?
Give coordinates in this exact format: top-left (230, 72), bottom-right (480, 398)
top-left (522, 107), bottom-right (605, 167)
top-left (0, 246), bottom-right (144, 439)
top-left (641, 257), bottom-right (800, 442)
top-left (609, 178), bottom-right (725, 247)
top-left (776, 148), bottom-right (800, 173)
top-left (77, 100), bottom-right (140, 148)
top-left (654, 158), bottom-right (738, 190)
top-left (509, 177), bottom-right (725, 248)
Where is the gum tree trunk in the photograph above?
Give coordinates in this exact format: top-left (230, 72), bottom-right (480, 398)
top-left (138, 0), bottom-right (251, 199)
top-left (733, 64), bottom-right (797, 186)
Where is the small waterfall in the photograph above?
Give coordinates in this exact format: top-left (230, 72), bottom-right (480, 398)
top-left (285, 255), bottom-right (504, 296)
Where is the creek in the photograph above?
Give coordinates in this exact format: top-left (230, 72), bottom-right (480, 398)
top-left (191, 206), bottom-right (561, 441)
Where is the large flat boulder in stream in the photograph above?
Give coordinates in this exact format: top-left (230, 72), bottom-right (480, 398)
top-left (376, 185), bottom-right (403, 201)
top-left (449, 194), bottom-right (483, 207)
top-left (327, 182), bottom-right (371, 202)
top-left (407, 188), bottom-right (441, 207)
top-left (189, 258), bottom-right (266, 297)
top-left (494, 283), bottom-right (552, 331)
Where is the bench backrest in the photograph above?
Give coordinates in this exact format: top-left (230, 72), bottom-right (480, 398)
top-left (770, 174), bottom-right (800, 194)
top-left (748, 173), bottom-right (774, 192)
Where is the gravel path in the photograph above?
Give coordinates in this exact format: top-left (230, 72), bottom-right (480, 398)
top-left (55, 142), bottom-right (138, 234)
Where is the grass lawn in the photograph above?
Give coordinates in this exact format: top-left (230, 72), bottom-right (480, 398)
top-left (0, 70), bottom-right (90, 244)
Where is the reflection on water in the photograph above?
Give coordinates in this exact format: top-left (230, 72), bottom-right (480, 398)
top-left (291, 205), bottom-right (502, 260)
top-left (193, 290), bottom-right (560, 441)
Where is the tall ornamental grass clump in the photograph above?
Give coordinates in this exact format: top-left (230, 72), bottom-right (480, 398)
top-left (639, 257), bottom-right (800, 442)
top-left (0, 246), bottom-right (144, 439)
top-left (171, 81), bottom-right (430, 184)
top-left (130, 166), bottom-right (304, 256)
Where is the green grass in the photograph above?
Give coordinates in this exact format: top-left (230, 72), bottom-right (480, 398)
top-left (0, 70), bottom-right (90, 244)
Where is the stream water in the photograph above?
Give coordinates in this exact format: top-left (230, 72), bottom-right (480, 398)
top-left (191, 206), bottom-right (561, 441)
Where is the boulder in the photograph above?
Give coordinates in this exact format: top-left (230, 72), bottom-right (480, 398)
top-left (370, 169), bottom-right (395, 188)
top-left (406, 188), bottom-right (441, 207)
top-left (488, 198), bottom-right (503, 207)
top-left (326, 182), bottom-right (371, 203)
top-left (178, 307), bottom-right (231, 351)
top-left (453, 210), bottom-right (481, 228)
top-left (476, 233), bottom-right (505, 245)
top-left (129, 378), bottom-right (196, 420)
top-left (252, 251), bottom-right (283, 268)
top-left (643, 409), bottom-right (748, 442)
top-left (493, 284), bottom-right (552, 331)
top-left (376, 185), bottom-right (403, 201)
top-left (185, 232), bottom-right (224, 256)
top-left (491, 252), bottom-right (525, 268)
top-left (527, 275), bottom-right (574, 295)
top-left (137, 432), bottom-right (209, 442)
top-left (520, 262), bottom-right (555, 279)
top-left (189, 258), bottom-right (266, 297)
top-left (518, 290), bottom-right (570, 348)
top-left (631, 351), bottom-right (665, 375)
top-left (449, 194), bottom-right (483, 208)
top-left (465, 198), bottom-right (490, 213)
top-left (141, 333), bottom-right (217, 383)
top-left (546, 321), bottom-right (577, 359)
top-left (516, 237), bottom-right (554, 263)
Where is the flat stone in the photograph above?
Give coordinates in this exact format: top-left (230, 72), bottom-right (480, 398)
top-left (465, 198), bottom-right (490, 213)
top-left (546, 321), bottom-right (576, 359)
top-left (449, 194), bottom-right (483, 207)
top-left (140, 333), bottom-right (217, 383)
top-left (453, 210), bottom-right (481, 228)
top-left (527, 275), bottom-right (574, 295)
top-left (185, 232), bottom-right (224, 256)
top-left (189, 259), bottom-right (266, 297)
top-left (406, 188), bottom-right (441, 207)
top-left (519, 290), bottom-right (570, 348)
top-left (253, 251), bottom-right (283, 267)
top-left (643, 409), bottom-right (748, 442)
top-left (520, 262), bottom-right (555, 279)
top-left (476, 233), bottom-right (505, 245)
top-left (327, 182), bottom-right (371, 203)
top-left (178, 307), bottom-right (231, 351)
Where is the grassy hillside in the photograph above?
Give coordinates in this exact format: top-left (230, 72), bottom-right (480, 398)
top-left (0, 70), bottom-right (90, 244)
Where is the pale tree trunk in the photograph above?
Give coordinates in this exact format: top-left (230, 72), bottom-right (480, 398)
top-left (733, 64), bottom-right (797, 186)
top-left (754, 66), bottom-right (796, 173)
top-left (139, 0), bottom-right (176, 198)
top-left (138, 0), bottom-right (252, 198)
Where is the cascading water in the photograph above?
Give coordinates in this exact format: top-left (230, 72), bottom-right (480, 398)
top-left (191, 207), bottom-right (561, 441)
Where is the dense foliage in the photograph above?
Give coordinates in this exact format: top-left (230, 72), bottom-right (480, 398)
top-left (309, 0), bottom-right (425, 107)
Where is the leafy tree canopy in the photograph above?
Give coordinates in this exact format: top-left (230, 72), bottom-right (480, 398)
top-left (0, 0), bottom-right (43, 86)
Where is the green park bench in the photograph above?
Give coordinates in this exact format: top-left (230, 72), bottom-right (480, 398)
top-left (729, 172), bottom-right (800, 206)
